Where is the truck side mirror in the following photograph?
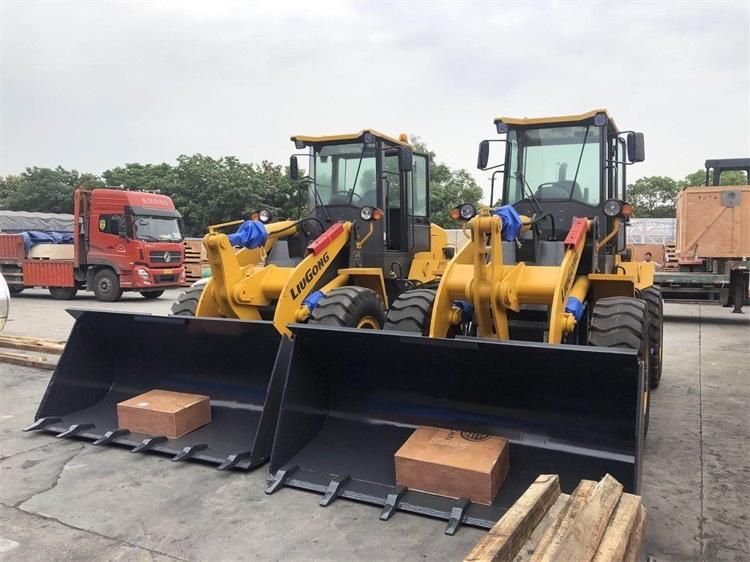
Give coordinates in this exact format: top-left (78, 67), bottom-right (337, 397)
top-left (289, 156), bottom-right (299, 180)
top-left (398, 146), bottom-right (413, 173)
top-left (477, 140), bottom-right (490, 170)
top-left (627, 132), bottom-right (645, 163)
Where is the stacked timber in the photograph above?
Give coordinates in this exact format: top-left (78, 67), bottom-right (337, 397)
top-left (183, 238), bottom-right (207, 285)
top-left (0, 335), bottom-right (64, 370)
top-left (465, 474), bottom-right (645, 562)
top-left (662, 242), bottom-right (679, 271)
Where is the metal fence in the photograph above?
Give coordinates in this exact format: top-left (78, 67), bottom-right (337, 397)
top-left (626, 218), bottom-right (676, 245)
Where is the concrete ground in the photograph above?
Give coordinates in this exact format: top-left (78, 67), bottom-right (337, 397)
top-left (1, 289), bottom-right (748, 561)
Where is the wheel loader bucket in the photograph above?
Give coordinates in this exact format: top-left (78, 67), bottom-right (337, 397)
top-left (25, 310), bottom-right (290, 470)
top-left (267, 325), bottom-right (645, 534)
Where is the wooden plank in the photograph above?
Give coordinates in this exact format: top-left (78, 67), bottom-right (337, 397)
top-left (0, 335), bottom-right (65, 355)
top-left (592, 493), bottom-right (642, 562)
top-left (550, 474), bottom-right (624, 562)
top-left (513, 493), bottom-right (570, 562)
top-left (0, 351), bottom-right (55, 370)
top-left (622, 505), bottom-right (646, 562)
top-left (464, 474), bottom-right (561, 562)
top-left (530, 479), bottom-right (596, 562)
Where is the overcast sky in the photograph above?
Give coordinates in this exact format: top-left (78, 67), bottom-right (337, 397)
top-left (1, 1), bottom-right (748, 196)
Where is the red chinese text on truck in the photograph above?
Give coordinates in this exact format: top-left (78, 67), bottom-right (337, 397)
top-left (0, 188), bottom-right (186, 302)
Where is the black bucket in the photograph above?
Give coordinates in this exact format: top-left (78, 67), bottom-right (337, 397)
top-left (25, 310), bottom-right (290, 470)
top-left (267, 325), bottom-right (645, 534)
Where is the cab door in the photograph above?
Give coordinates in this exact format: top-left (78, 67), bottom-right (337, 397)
top-left (407, 153), bottom-right (430, 252)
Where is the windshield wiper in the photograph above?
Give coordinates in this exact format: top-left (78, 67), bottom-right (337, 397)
top-left (347, 143), bottom-right (367, 206)
top-left (138, 235), bottom-right (160, 242)
top-left (569, 125), bottom-right (590, 198)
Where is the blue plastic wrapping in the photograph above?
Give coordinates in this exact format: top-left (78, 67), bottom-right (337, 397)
top-left (452, 300), bottom-right (474, 323)
top-left (493, 205), bottom-right (523, 241)
top-left (227, 220), bottom-right (268, 249)
top-left (303, 290), bottom-right (326, 311)
top-left (565, 296), bottom-right (585, 321)
top-left (20, 231), bottom-right (74, 252)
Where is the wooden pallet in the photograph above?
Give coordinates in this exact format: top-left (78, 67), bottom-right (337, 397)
top-left (183, 238), bottom-right (208, 285)
top-left (0, 335), bottom-right (65, 370)
top-left (465, 474), bottom-right (645, 562)
top-left (662, 241), bottom-right (680, 271)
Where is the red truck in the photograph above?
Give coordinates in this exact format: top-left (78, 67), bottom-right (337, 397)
top-left (0, 188), bottom-right (185, 301)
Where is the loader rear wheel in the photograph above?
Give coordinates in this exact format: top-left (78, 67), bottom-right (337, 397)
top-left (309, 286), bottom-right (385, 329)
top-left (383, 289), bottom-right (437, 335)
top-left (640, 286), bottom-right (664, 389)
top-left (588, 297), bottom-right (650, 437)
top-left (170, 283), bottom-right (205, 316)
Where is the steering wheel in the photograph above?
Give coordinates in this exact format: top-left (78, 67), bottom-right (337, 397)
top-left (348, 190), bottom-right (362, 201)
top-left (535, 181), bottom-right (581, 198)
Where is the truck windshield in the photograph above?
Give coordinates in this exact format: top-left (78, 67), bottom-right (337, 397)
top-left (311, 142), bottom-right (378, 208)
top-left (505, 125), bottom-right (601, 206)
top-left (133, 216), bottom-right (183, 242)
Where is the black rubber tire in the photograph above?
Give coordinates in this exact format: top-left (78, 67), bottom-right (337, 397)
top-left (9, 286), bottom-right (24, 295)
top-left (49, 286), bottom-right (78, 300)
top-left (383, 289), bottom-right (437, 335)
top-left (170, 283), bottom-right (205, 316)
top-left (141, 290), bottom-right (165, 300)
top-left (640, 286), bottom-right (664, 389)
top-left (588, 297), bottom-right (651, 437)
top-left (309, 286), bottom-right (385, 329)
top-left (92, 269), bottom-right (123, 302)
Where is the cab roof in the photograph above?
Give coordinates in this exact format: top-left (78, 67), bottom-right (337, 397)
top-left (291, 129), bottom-right (410, 147)
top-left (494, 109), bottom-right (619, 134)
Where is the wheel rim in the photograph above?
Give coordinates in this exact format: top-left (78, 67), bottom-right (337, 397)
top-left (356, 315), bottom-right (380, 329)
top-left (99, 279), bottom-right (111, 294)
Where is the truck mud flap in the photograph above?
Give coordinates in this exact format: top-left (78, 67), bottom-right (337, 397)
top-left (25, 310), bottom-right (290, 470)
top-left (266, 325), bottom-right (644, 534)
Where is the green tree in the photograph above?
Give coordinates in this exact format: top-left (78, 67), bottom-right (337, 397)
top-left (2, 167), bottom-right (103, 214)
top-left (410, 137), bottom-right (484, 228)
top-left (681, 168), bottom-right (747, 188)
top-left (102, 162), bottom-right (177, 193)
top-left (627, 176), bottom-right (679, 218)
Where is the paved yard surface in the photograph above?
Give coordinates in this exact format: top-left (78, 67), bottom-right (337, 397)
top-left (1, 290), bottom-right (748, 561)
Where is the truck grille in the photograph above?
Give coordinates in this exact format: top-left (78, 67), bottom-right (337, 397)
top-left (150, 251), bottom-right (181, 264)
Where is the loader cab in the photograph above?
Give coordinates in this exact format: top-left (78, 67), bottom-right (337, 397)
top-left (290, 130), bottom-right (431, 274)
top-left (478, 109), bottom-right (645, 272)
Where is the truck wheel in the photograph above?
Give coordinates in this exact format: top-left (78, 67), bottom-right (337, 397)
top-left (49, 287), bottom-right (78, 300)
top-left (170, 284), bottom-right (205, 316)
top-left (309, 286), bottom-right (385, 329)
top-left (141, 290), bottom-right (165, 300)
top-left (640, 286), bottom-right (664, 389)
top-left (383, 289), bottom-right (437, 335)
top-left (92, 269), bottom-right (123, 302)
top-left (588, 297), bottom-right (650, 437)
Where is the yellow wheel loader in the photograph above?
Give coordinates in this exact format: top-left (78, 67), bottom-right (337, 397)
top-left (265, 110), bottom-right (664, 533)
top-left (25, 130), bottom-right (454, 469)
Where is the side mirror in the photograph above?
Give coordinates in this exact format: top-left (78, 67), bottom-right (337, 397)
top-left (627, 132), bottom-right (645, 163)
top-left (477, 140), bottom-right (490, 170)
top-left (289, 156), bottom-right (299, 180)
top-left (398, 146), bottom-right (413, 173)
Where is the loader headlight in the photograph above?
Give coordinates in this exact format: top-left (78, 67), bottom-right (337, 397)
top-left (252, 209), bottom-right (273, 224)
top-left (496, 121), bottom-right (509, 134)
top-left (450, 203), bottom-right (477, 221)
top-left (359, 206), bottom-right (383, 222)
top-left (603, 199), bottom-right (623, 218)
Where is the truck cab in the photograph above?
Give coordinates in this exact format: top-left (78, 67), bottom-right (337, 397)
top-left (77, 189), bottom-right (186, 300)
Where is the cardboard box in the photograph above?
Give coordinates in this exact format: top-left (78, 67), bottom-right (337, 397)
top-left (394, 426), bottom-right (509, 505)
top-left (117, 390), bottom-right (211, 438)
